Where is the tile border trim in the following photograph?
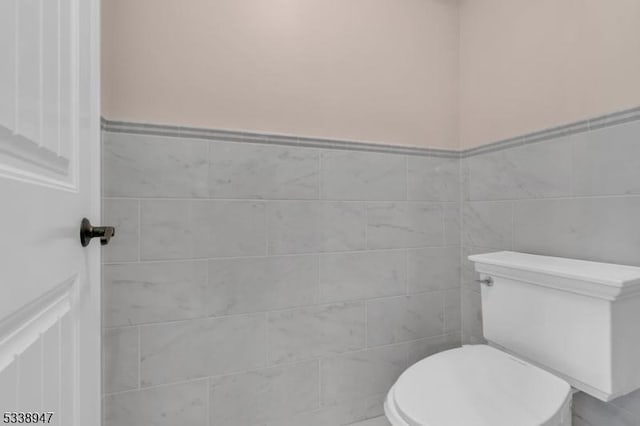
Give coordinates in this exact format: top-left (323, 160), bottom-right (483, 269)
top-left (102, 105), bottom-right (640, 158)
top-left (100, 118), bottom-right (459, 158)
top-left (460, 106), bottom-right (640, 157)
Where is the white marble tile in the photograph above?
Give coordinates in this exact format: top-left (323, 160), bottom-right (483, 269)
top-left (191, 200), bottom-right (267, 258)
top-left (102, 199), bottom-right (139, 263)
top-left (513, 197), bottom-right (640, 266)
top-left (268, 302), bottom-right (366, 365)
top-left (366, 202), bottom-right (443, 249)
top-left (139, 200), bottom-right (194, 260)
top-left (319, 250), bottom-right (406, 303)
top-left (465, 138), bottom-right (572, 200)
top-left (140, 200), bottom-right (267, 260)
top-left (573, 392), bottom-right (638, 426)
top-left (572, 416), bottom-right (594, 426)
top-left (208, 255), bottom-right (318, 316)
top-left (268, 394), bottom-right (386, 426)
top-left (611, 388), bottom-right (640, 420)
top-left (462, 150), bottom-right (510, 201)
top-left (406, 333), bottom-right (461, 366)
top-left (103, 327), bottom-right (138, 394)
top-left (321, 344), bottom-right (406, 406)
top-left (103, 261), bottom-right (208, 327)
top-left (443, 202), bottom-right (461, 246)
top-left (443, 288), bottom-right (461, 334)
top-left (461, 288), bottom-right (484, 345)
top-left (103, 380), bottom-right (207, 426)
top-left (103, 132), bottom-right (208, 198)
top-left (140, 314), bottom-right (266, 386)
top-left (367, 293), bottom-right (444, 346)
top-left (349, 416), bottom-right (392, 426)
top-left (407, 247), bottom-right (460, 293)
top-left (407, 156), bottom-right (459, 201)
top-left (572, 121), bottom-right (640, 196)
top-left (460, 157), bottom-right (471, 201)
top-left (320, 202), bottom-right (367, 252)
top-left (321, 151), bottom-right (406, 201)
top-left (209, 142), bottom-right (319, 199)
top-left (507, 138), bottom-right (573, 199)
top-left (209, 360), bottom-right (320, 426)
top-left (267, 201), bottom-right (321, 254)
top-left (462, 201), bottom-right (513, 249)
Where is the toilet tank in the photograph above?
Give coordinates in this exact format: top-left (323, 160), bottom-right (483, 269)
top-left (469, 251), bottom-right (640, 402)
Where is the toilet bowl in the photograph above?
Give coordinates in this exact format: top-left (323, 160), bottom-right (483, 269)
top-left (385, 251), bottom-right (640, 426)
top-left (384, 345), bottom-right (572, 426)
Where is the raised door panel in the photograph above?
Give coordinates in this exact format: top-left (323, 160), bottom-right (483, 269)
top-left (0, 0), bottom-right (77, 190)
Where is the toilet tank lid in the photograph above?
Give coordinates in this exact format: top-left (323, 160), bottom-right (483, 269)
top-left (469, 251), bottom-right (640, 298)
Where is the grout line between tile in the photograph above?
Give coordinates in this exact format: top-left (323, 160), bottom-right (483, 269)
top-left (205, 377), bottom-right (210, 426)
top-left (264, 201), bottom-right (270, 256)
top-left (136, 326), bottom-right (141, 389)
top-left (510, 200), bottom-right (515, 251)
top-left (136, 199), bottom-right (141, 262)
top-left (318, 150), bottom-right (323, 200)
top-left (264, 311), bottom-right (269, 369)
top-left (103, 245), bottom-right (453, 266)
top-left (103, 331), bottom-right (459, 399)
top-left (104, 289), bottom-right (454, 336)
top-left (364, 298), bottom-right (369, 349)
top-left (102, 191), bottom-right (640, 203)
top-left (405, 155), bottom-right (409, 201)
top-left (317, 358), bottom-right (323, 408)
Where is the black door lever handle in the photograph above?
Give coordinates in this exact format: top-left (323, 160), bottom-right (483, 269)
top-left (80, 217), bottom-right (115, 247)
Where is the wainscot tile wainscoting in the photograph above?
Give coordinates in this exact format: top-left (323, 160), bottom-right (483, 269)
top-left (101, 106), bottom-right (640, 426)
top-left (101, 122), bottom-right (461, 426)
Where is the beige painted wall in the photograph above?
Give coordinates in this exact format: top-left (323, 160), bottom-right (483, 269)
top-left (102, 0), bottom-right (459, 149)
top-left (459, 0), bottom-right (640, 149)
top-left (103, 0), bottom-right (640, 150)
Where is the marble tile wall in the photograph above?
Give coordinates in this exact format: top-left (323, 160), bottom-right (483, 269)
top-left (102, 109), bottom-right (640, 426)
top-left (101, 131), bottom-right (461, 426)
top-left (460, 118), bottom-right (640, 426)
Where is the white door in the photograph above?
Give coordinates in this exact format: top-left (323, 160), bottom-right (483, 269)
top-left (0, 0), bottom-right (101, 425)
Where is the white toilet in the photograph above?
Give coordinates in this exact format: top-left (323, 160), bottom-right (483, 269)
top-left (385, 251), bottom-right (640, 426)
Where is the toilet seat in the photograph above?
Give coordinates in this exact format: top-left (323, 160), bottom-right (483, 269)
top-left (385, 345), bottom-right (572, 426)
